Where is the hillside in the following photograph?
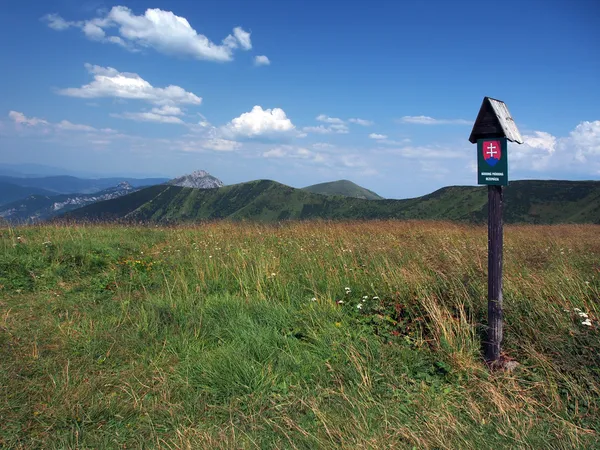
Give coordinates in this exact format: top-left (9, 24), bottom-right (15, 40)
top-left (0, 182), bottom-right (136, 223)
top-left (0, 181), bottom-right (56, 206)
top-left (302, 180), bottom-right (384, 200)
top-left (62, 179), bottom-right (600, 224)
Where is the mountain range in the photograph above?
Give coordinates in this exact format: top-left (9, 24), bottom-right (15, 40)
top-left (0, 182), bottom-right (137, 223)
top-left (61, 179), bottom-right (600, 225)
top-left (0, 174), bottom-right (169, 196)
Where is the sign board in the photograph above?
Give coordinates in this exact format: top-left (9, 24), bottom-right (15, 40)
top-left (477, 138), bottom-right (508, 186)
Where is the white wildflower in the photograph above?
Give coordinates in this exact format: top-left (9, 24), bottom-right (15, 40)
top-left (357, 303), bottom-right (363, 310)
top-left (581, 319), bottom-right (592, 326)
top-left (310, 297), bottom-right (317, 302)
top-left (345, 287), bottom-right (351, 294)
top-left (573, 308), bottom-right (582, 312)
top-left (363, 296), bottom-right (369, 300)
top-left (578, 312), bottom-right (589, 319)
top-left (373, 296), bottom-right (380, 300)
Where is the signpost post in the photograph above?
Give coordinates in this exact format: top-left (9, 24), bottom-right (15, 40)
top-left (469, 97), bottom-right (523, 366)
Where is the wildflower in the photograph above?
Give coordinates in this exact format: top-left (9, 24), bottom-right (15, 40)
top-left (335, 322), bottom-right (341, 327)
top-left (345, 287), bottom-right (351, 294)
top-left (336, 300), bottom-right (344, 305)
top-left (578, 312), bottom-right (589, 319)
top-left (373, 296), bottom-right (380, 300)
top-left (363, 295), bottom-right (369, 300)
top-left (271, 273), bottom-right (276, 277)
top-left (42, 241), bottom-right (52, 245)
top-left (582, 319), bottom-right (592, 326)
top-left (357, 303), bottom-right (363, 310)
top-left (310, 297), bottom-right (317, 302)
top-left (573, 308), bottom-right (582, 312)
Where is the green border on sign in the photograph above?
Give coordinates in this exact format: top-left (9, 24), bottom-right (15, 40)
top-left (477, 138), bottom-right (508, 186)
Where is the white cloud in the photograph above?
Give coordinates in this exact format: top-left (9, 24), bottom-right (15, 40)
top-left (232, 27), bottom-right (252, 50)
top-left (383, 145), bottom-right (467, 160)
top-left (58, 64), bottom-right (202, 106)
top-left (8, 111), bottom-right (116, 133)
top-left (56, 120), bottom-right (98, 132)
top-left (203, 138), bottom-right (242, 151)
top-left (303, 124), bottom-right (349, 134)
top-left (303, 115), bottom-right (349, 134)
top-left (313, 142), bottom-right (335, 150)
top-left (254, 55), bottom-right (271, 66)
top-left (369, 133), bottom-right (387, 140)
top-left (569, 121), bottom-right (600, 163)
top-left (82, 21), bottom-right (106, 40)
top-left (223, 105), bottom-right (296, 139)
top-left (9, 111), bottom-right (49, 127)
top-left (262, 145), bottom-right (325, 163)
top-left (111, 112), bottom-right (185, 124)
top-left (151, 105), bottom-right (184, 116)
top-left (510, 121), bottom-right (600, 173)
top-left (349, 118), bottom-right (373, 126)
top-left (341, 154), bottom-right (369, 168)
top-left (399, 115), bottom-right (471, 125)
top-left (316, 114), bottom-right (344, 124)
top-left (43, 7), bottom-right (255, 62)
top-left (42, 13), bottom-right (72, 30)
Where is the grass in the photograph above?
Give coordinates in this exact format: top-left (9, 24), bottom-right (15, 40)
top-left (0, 221), bottom-right (598, 449)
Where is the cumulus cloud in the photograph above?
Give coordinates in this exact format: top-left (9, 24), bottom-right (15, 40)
top-left (58, 64), bottom-right (202, 106)
top-left (510, 121), bottom-right (600, 173)
top-left (349, 118), bottom-right (373, 126)
top-left (398, 115), bottom-right (471, 125)
top-left (42, 7), bottom-right (254, 62)
top-left (222, 105), bottom-right (296, 139)
top-left (254, 55), bottom-right (271, 66)
top-left (369, 133), bottom-right (387, 140)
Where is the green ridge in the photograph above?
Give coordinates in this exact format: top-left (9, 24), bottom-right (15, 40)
top-left (62, 179), bottom-right (600, 224)
top-left (302, 180), bottom-right (384, 200)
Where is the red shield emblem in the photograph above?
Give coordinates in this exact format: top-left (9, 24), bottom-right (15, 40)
top-left (482, 140), bottom-right (501, 167)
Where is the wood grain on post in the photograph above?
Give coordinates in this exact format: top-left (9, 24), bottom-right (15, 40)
top-left (486, 185), bottom-right (503, 363)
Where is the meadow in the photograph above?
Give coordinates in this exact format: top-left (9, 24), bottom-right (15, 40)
top-left (0, 221), bottom-right (598, 449)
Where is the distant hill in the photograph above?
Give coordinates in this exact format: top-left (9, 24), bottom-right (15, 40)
top-left (0, 182), bottom-right (56, 207)
top-left (167, 170), bottom-right (224, 189)
top-left (0, 175), bottom-right (169, 195)
top-left (62, 180), bottom-right (600, 225)
top-left (302, 180), bottom-right (384, 200)
top-left (1, 182), bottom-right (136, 224)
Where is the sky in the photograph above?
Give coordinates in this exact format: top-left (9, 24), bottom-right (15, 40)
top-left (0, 0), bottom-right (598, 199)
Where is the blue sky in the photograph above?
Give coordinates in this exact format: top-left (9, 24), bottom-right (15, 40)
top-left (0, 0), bottom-right (598, 198)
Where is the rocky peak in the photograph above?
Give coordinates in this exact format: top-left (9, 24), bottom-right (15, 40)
top-left (167, 170), bottom-right (224, 189)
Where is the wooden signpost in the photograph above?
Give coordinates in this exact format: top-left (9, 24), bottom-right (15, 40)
top-left (469, 97), bottom-right (523, 365)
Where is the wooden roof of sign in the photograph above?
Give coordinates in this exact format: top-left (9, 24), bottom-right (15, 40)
top-left (469, 97), bottom-right (524, 144)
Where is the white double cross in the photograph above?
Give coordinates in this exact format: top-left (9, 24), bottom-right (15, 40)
top-left (485, 142), bottom-right (498, 158)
